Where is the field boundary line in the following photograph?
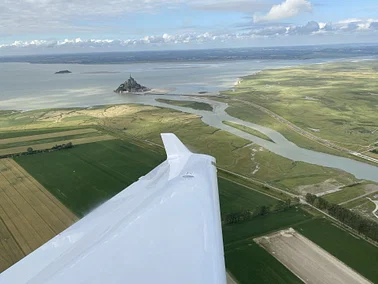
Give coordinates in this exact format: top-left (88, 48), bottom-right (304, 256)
top-left (0, 216), bottom-right (25, 262)
top-left (10, 159), bottom-right (78, 223)
top-left (4, 159), bottom-right (67, 235)
top-left (0, 181), bottom-right (34, 254)
top-left (219, 175), bottom-right (283, 201)
top-left (224, 216), bottom-right (315, 250)
top-left (339, 189), bottom-right (378, 205)
top-left (0, 128), bottom-right (97, 145)
top-left (218, 167), bottom-right (298, 198)
top-left (255, 228), bottom-right (371, 284)
top-left (0, 134), bottom-right (116, 156)
top-left (0, 167), bottom-right (50, 245)
top-left (226, 271), bottom-right (239, 284)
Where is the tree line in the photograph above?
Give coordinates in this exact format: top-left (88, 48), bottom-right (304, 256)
top-left (0, 142), bottom-right (73, 159)
top-left (223, 198), bottom-right (298, 225)
top-left (306, 193), bottom-right (378, 242)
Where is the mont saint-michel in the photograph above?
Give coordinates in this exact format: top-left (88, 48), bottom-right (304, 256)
top-left (114, 75), bottom-right (150, 93)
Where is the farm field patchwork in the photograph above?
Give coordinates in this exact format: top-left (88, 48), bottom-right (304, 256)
top-left (0, 158), bottom-right (78, 272)
top-left (0, 127), bottom-right (89, 139)
top-left (14, 136), bottom-right (280, 218)
top-left (218, 177), bottom-right (278, 216)
top-left (223, 208), bottom-right (312, 284)
top-left (1, 110), bottom-right (377, 283)
top-left (0, 217), bottom-right (24, 272)
top-left (225, 240), bottom-right (303, 284)
top-left (223, 207), bottom-right (312, 245)
top-left (0, 128), bottom-right (97, 145)
top-left (323, 183), bottom-right (378, 204)
top-left (15, 139), bottom-right (165, 217)
top-left (0, 104), bottom-right (360, 193)
top-left (0, 135), bottom-right (116, 156)
top-left (294, 218), bottom-right (378, 283)
top-left (255, 228), bottom-right (370, 284)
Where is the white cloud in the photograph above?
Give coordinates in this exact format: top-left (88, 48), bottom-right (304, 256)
top-left (254, 0), bottom-right (312, 22)
top-left (193, 0), bottom-right (272, 13)
top-left (0, 0), bottom-right (279, 39)
top-left (2, 18), bottom-right (378, 54)
top-left (336, 18), bottom-right (378, 32)
top-left (287, 21), bottom-right (319, 34)
top-left (370, 22), bottom-right (378, 30)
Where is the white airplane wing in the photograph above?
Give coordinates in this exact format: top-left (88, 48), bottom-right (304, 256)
top-left (0, 133), bottom-right (226, 284)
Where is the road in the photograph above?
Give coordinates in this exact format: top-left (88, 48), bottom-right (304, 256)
top-left (255, 229), bottom-right (372, 284)
top-left (219, 168), bottom-right (298, 198)
top-left (367, 198), bottom-right (378, 219)
top-left (226, 272), bottom-right (238, 284)
top-left (339, 190), bottom-right (378, 205)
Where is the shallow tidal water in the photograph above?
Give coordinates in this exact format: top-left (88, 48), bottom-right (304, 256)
top-left (1, 58), bottom-right (378, 182)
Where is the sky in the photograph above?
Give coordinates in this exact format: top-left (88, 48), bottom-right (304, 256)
top-left (1, 0), bottom-right (378, 55)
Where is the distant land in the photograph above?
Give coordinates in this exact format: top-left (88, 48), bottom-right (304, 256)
top-left (1, 44), bottom-right (378, 64)
top-left (55, 70), bottom-right (72, 74)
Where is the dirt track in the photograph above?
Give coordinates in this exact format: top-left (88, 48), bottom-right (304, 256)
top-left (0, 135), bottom-right (116, 156)
top-left (0, 159), bottom-right (78, 272)
top-left (255, 228), bottom-right (371, 284)
top-left (0, 128), bottom-right (97, 145)
top-left (226, 272), bottom-right (238, 284)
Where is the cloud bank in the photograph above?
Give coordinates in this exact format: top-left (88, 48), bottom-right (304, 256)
top-left (2, 19), bottom-right (378, 54)
top-left (254, 0), bottom-right (312, 22)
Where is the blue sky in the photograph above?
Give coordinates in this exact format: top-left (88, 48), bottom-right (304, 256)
top-left (1, 0), bottom-right (378, 54)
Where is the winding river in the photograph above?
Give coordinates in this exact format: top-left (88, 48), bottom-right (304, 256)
top-left (1, 60), bottom-right (378, 182)
top-left (117, 94), bottom-right (378, 183)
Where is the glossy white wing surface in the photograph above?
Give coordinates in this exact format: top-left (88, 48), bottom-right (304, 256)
top-left (0, 133), bottom-right (226, 284)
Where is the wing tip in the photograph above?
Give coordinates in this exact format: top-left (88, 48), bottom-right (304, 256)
top-left (161, 133), bottom-right (191, 159)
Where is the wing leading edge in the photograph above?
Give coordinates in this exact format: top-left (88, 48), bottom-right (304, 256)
top-left (0, 133), bottom-right (226, 284)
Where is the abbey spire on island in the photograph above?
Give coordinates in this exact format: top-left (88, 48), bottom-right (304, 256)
top-left (114, 75), bottom-right (150, 93)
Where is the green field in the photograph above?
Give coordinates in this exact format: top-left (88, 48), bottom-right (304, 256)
top-left (218, 177), bottom-right (277, 216)
top-left (0, 131), bottom-right (101, 149)
top-left (15, 138), bottom-right (278, 218)
top-left (156, 99), bottom-right (213, 111)
top-left (225, 241), bottom-right (303, 284)
top-left (342, 193), bottom-right (377, 221)
top-left (218, 169), bottom-right (293, 201)
top-left (15, 139), bottom-right (164, 216)
top-left (0, 103), bottom-right (359, 192)
top-left (323, 183), bottom-right (367, 204)
top-left (223, 207), bottom-right (311, 283)
top-left (295, 218), bottom-right (378, 282)
top-left (0, 126), bottom-right (86, 139)
top-left (223, 207), bottom-right (311, 245)
top-left (223, 121), bottom-right (274, 142)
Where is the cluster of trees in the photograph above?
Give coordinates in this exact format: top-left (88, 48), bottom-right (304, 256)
top-left (0, 142), bottom-right (74, 159)
top-left (223, 198), bottom-right (297, 225)
top-left (51, 142), bottom-right (73, 150)
top-left (306, 193), bottom-right (378, 242)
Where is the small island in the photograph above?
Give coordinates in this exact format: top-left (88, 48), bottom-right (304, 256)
top-left (114, 75), bottom-right (150, 93)
top-left (55, 70), bottom-right (72, 74)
